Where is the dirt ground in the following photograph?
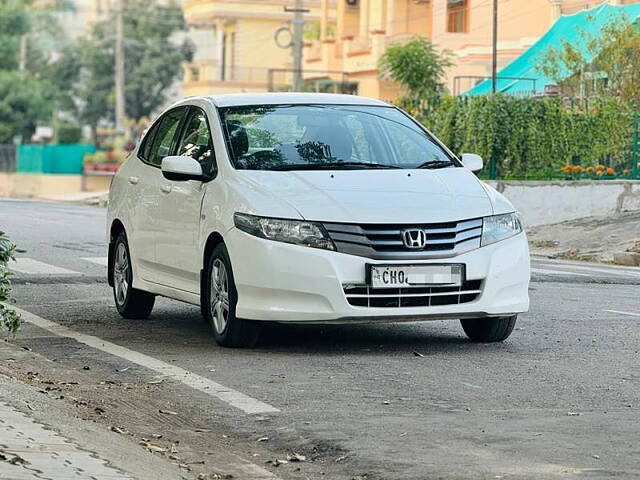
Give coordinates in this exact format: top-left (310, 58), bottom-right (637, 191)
top-left (527, 211), bottom-right (640, 263)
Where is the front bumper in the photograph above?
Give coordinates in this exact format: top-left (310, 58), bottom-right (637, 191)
top-left (226, 228), bottom-right (530, 323)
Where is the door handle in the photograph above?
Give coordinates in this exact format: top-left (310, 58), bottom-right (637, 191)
top-left (128, 176), bottom-right (139, 185)
top-left (160, 185), bottom-right (172, 194)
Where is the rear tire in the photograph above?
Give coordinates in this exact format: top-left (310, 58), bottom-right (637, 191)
top-left (461, 315), bottom-right (517, 342)
top-left (203, 244), bottom-right (261, 348)
top-left (111, 232), bottom-right (155, 319)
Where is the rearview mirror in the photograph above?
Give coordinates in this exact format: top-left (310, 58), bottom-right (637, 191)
top-left (460, 153), bottom-right (483, 173)
top-left (161, 156), bottom-right (204, 182)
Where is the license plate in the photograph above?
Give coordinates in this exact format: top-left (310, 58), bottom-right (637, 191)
top-left (368, 264), bottom-right (463, 288)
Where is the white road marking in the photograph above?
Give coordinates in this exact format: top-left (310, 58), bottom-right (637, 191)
top-left (604, 309), bottom-right (640, 318)
top-left (541, 263), bottom-right (640, 278)
top-left (11, 258), bottom-right (79, 276)
top-left (461, 382), bottom-right (482, 390)
top-left (542, 263), bottom-right (640, 278)
top-left (531, 268), bottom-right (589, 277)
top-left (11, 306), bottom-right (280, 415)
top-left (82, 256), bottom-right (108, 266)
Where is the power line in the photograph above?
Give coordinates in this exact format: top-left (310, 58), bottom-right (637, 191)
top-left (492, 0), bottom-right (498, 93)
top-left (115, 0), bottom-right (125, 133)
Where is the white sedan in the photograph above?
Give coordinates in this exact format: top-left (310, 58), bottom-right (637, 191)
top-left (107, 93), bottom-right (529, 347)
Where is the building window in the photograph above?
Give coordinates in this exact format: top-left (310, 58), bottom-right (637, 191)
top-left (190, 67), bottom-right (200, 82)
top-left (447, 0), bottom-right (469, 33)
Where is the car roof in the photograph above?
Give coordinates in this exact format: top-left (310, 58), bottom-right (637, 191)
top-left (202, 93), bottom-right (392, 108)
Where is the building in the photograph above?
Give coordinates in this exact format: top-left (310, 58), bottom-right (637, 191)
top-left (182, 0), bottom-right (332, 95)
top-left (302, 0), bottom-right (633, 100)
top-left (303, 0), bottom-right (430, 100)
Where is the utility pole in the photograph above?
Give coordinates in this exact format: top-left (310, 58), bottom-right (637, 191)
top-left (19, 34), bottom-right (27, 71)
top-left (285, 0), bottom-right (308, 91)
top-left (115, 0), bottom-right (126, 134)
top-left (491, 0), bottom-right (498, 93)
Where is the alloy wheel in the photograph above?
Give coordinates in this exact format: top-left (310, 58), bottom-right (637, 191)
top-left (210, 258), bottom-right (230, 333)
top-left (113, 242), bottom-right (129, 306)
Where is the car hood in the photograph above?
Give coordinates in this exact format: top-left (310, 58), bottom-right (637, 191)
top-left (233, 168), bottom-right (499, 224)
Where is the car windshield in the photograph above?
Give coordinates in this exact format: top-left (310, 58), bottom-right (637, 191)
top-left (218, 104), bottom-right (455, 171)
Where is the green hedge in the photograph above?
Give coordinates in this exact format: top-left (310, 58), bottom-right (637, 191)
top-left (55, 123), bottom-right (83, 144)
top-left (415, 95), bottom-right (635, 179)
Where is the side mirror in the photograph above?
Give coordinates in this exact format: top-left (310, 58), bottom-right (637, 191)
top-left (460, 153), bottom-right (483, 173)
top-left (161, 156), bottom-right (204, 182)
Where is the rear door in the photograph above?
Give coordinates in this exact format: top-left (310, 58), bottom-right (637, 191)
top-left (131, 106), bottom-right (187, 283)
top-left (155, 105), bottom-right (217, 293)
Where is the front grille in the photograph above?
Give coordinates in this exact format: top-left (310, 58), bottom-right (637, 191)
top-left (323, 218), bottom-right (483, 260)
top-left (343, 280), bottom-right (482, 308)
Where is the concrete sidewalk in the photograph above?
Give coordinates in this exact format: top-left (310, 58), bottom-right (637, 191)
top-left (0, 401), bottom-right (130, 479)
top-left (0, 341), bottom-right (187, 480)
top-left (36, 190), bottom-right (109, 206)
top-left (528, 211), bottom-right (640, 265)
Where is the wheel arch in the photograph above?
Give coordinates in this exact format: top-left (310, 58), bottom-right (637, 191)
top-left (108, 219), bottom-right (126, 287)
top-left (201, 231), bottom-right (226, 296)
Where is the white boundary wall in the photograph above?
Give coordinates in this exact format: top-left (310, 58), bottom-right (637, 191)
top-left (487, 180), bottom-right (640, 227)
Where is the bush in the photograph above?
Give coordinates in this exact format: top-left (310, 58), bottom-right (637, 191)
top-left (0, 232), bottom-right (21, 333)
top-left (418, 95), bottom-right (633, 179)
top-left (56, 123), bottom-right (83, 144)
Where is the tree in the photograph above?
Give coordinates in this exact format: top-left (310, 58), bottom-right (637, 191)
top-left (52, 40), bottom-right (114, 142)
top-left (539, 18), bottom-right (640, 108)
top-left (0, 0), bottom-right (74, 142)
top-left (0, 232), bottom-right (21, 333)
top-left (0, 4), bottom-right (30, 71)
top-left (0, 71), bottom-right (53, 142)
top-left (56, 0), bottom-right (194, 140)
top-left (378, 36), bottom-right (452, 110)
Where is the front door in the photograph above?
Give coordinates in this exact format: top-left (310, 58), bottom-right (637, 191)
top-left (155, 106), bottom-right (217, 294)
top-left (131, 106), bottom-right (187, 284)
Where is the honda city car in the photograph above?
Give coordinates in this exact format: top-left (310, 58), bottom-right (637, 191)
top-left (107, 93), bottom-right (530, 347)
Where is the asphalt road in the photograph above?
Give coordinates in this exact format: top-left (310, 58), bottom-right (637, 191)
top-left (2, 199), bottom-right (640, 480)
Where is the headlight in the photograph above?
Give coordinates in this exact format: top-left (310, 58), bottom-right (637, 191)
top-left (234, 213), bottom-right (336, 251)
top-left (481, 212), bottom-right (523, 246)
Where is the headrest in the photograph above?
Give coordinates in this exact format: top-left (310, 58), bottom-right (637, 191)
top-left (227, 120), bottom-right (249, 157)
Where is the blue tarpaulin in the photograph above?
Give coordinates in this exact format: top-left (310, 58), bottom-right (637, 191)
top-left (465, 2), bottom-right (640, 96)
top-left (17, 145), bottom-right (96, 174)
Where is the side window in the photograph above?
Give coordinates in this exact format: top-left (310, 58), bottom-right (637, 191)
top-left (138, 125), bottom-right (158, 163)
top-left (177, 108), bottom-right (216, 177)
top-left (146, 107), bottom-right (186, 167)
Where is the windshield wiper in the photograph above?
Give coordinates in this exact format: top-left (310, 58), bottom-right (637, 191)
top-left (271, 161), bottom-right (402, 171)
top-left (415, 160), bottom-right (455, 169)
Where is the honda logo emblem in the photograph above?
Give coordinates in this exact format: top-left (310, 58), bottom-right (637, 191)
top-left (402, 229), bottom-right (427, 249)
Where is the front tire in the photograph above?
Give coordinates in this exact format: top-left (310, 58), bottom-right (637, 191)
top-left (460, 315), bottom-right (517, 342)
top-left (111, 232), bottom-right (155, 319)
top-left (203, 244), bottom-right (261, 348)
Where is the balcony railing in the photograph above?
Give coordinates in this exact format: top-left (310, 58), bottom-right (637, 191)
top-left (347, 36), bottom-right (373, 56)
top-left (184, 64), bottom-right (291, 89)
top-left (305, 40), bottom-right (322, 61)
top-left (385, 33), bottom-right (414, 48)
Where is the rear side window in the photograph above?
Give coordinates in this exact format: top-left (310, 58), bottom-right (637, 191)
top-left (139, 126), bottom-right (157, 162)
top-left (143, 107), bottom-right (186, 167)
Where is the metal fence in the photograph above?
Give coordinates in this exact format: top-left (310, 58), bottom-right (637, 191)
top-left (0, 145), bottom-right (16, 173)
